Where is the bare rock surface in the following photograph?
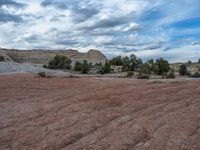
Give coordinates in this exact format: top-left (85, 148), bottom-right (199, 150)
top-left (0, 75), bottom-right (200, 150)
top-left (0, 62), bottom-right (70, 77)
top-left (2, 49), bottom-right (107, 65)
top-left (0, 49), bottom-right (13, 61)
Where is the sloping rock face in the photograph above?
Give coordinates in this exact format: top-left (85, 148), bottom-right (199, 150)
top-left (2, 49), bottom-right (107, 65)
top-left (0, 62), bottom-right (70, 77)
top-left (1, 76), bottom-right (200, 150)
top-left (0, 48), bottom-right (13, 62)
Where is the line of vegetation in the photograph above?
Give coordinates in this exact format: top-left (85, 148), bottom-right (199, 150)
top-left (43, 54), bottom-right (200, 79)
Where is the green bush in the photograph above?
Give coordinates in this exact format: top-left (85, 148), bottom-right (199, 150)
top-left (43, 64), bottom-right (48, 68)
top-left (136, 64), bottom-right (151, 79)
top-left (167, 69), bottom-right (176, 79)
top-left (95, 62), bottom-right (103, 66)
top-left (139, 64), bottom-right (151, 75)
top-left (98, 68), bottom-right (105, 75)
top-left (137, 74), bottom-right (150, 79)
top-left (155, 58), bottom-right (170, 77)
top-left (102, 60), bottom-right (111, 74)
top-left (0, 56), bottom-right (5, 61)
top-left (48, 55), bottom-right (71, 70)
top-left (109, 54), bottom-right (142, 71)
top-left (179, 64), bottom-right (188, 76)
top-left (81, 60), bottom-right (90, 74)
top-left (97, 60), bottom-right (111, 74)
top-left (126, 71), bottom-right (134, 78)
top-left (190, 72), bottom-right (200, 78)
top-left (109, 56), bottom-right (123, 66)
top-left (146, 59), bottom-right (154, 71)
top-left (38, 72), bottom-right (46, 78)
top-left (152, 64), bottom-right (160, 75)
top-left (74, 61), bottom-right (82, 71)
top-left (187, 60), bottom-right (192, 66)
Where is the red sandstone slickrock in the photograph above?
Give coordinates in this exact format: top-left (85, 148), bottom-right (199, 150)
top-left (0, 74), bottom-right (200, 150)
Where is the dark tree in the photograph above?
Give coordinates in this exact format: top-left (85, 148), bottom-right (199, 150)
top-left (152, 64), bottom-right (159, 75)
top-left (81, 60), bottom-right (90, 74)
top-left (191, 72), bottom-right (200, 78)
top-left (179, 64), bottom-right (188, 76)
top-left (109, 56), bottom-right (123, 66)
top-left (155, 58), bottom-right (170, 77)
top-left (98, 60), bottom-right (111, 74)
top-left (167, 69), bottom-right (176, 79)
top-left (74, 61), bottom-right (82, 71)
top-left (103, 60), bottom-right (111, 74)
top-left (139, 64), bottom-right (151, 75)
top-left (146, 59), bottom-right (154, 71)
top-left (187, 60), bottom-right (192, 66)
top-left (129, 54), bottom-right (143, 71)
top-left (48, 55), bottom-right (71, 70)
top-left (0, 56), bottom-right (5, 61)
top-left (122, 56), bottom-right (130, 71)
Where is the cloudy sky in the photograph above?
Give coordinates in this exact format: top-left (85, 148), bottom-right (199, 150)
top-left (0, 0), bottom-right (200, 62)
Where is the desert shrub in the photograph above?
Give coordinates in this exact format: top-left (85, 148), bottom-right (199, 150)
top-left (121, 56), bottom-right (130, 71)
top-left (95, 62), bottom-right (103, 66)
top-left (145, 58), bottom-right (170, 77)
top-left (126, 71), bottom-right (134, 78)
top-left (103, 60), bottom-right (111, 74)
top-left (38, 72), bottom-right (46, 78)
top-left (0, 56), bottom-right (5, 61)
top-left (136, 64), bottom-right (151, 79)
top-left (139, 64), bottom-right (151, 75)
top-left (109, 56), bottom-right (123, 66)
top-left (137, 74), bottom-right (150, 79)
top-left (129, 54), bottom-right (143, 71)
top-left (190, 72), bottom-right (200, 78)
top-left (187, 60), bottom-right (193, 66)
top-left (97, 68), bottom-right (105, 75)
top-left (97, 60), bottom-right (111, 74)
top-left (81, 60), bottom-right (90, 74)
top-left (155, 58), bottom-right (170, 77)
top-left (48, 55), bottom-right (71, 70)
top-left (43, 64), bottom-right (48, 68)
top-left (179, 64), bottom-right (188, 76)
top-left (167, 69), bottom-right (176, 79)
top-left (109, 54), bottom-right (142, 72)
top-left (74, 61), bottom-right (82, 71)
top-left (146, 59), bottom-right (154, 71)
top-left (152, 63), bottom-right (160, 75)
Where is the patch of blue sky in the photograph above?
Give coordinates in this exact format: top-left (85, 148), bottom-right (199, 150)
top-left (169, 17), bottom-right (200, 29)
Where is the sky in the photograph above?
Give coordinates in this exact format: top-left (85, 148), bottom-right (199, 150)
top-left (0, 0), bottom-right (200, 62)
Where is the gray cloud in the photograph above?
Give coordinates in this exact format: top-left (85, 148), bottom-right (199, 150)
top-left (56, 40), bottom-right (79, 46)
top-left (0, 0), bottom-right (25, 8)
top-left (41, 0), bottom-right (100, 23)
top-left (25, 35), bottom-right (39, 43)
top-left (71, 7), bottom-right (100, 23)
top-left (0, 12), bottom-right (23, 23)
top-left (0, 0), bottom-right (25, 23)
top-left (81, 12), bottom-right (136, 31)
top-left (41, 0), bottom-right (70, 9)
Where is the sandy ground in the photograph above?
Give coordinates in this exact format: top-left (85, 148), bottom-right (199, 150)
top-left (0, 74), bottom-right (200, 150)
